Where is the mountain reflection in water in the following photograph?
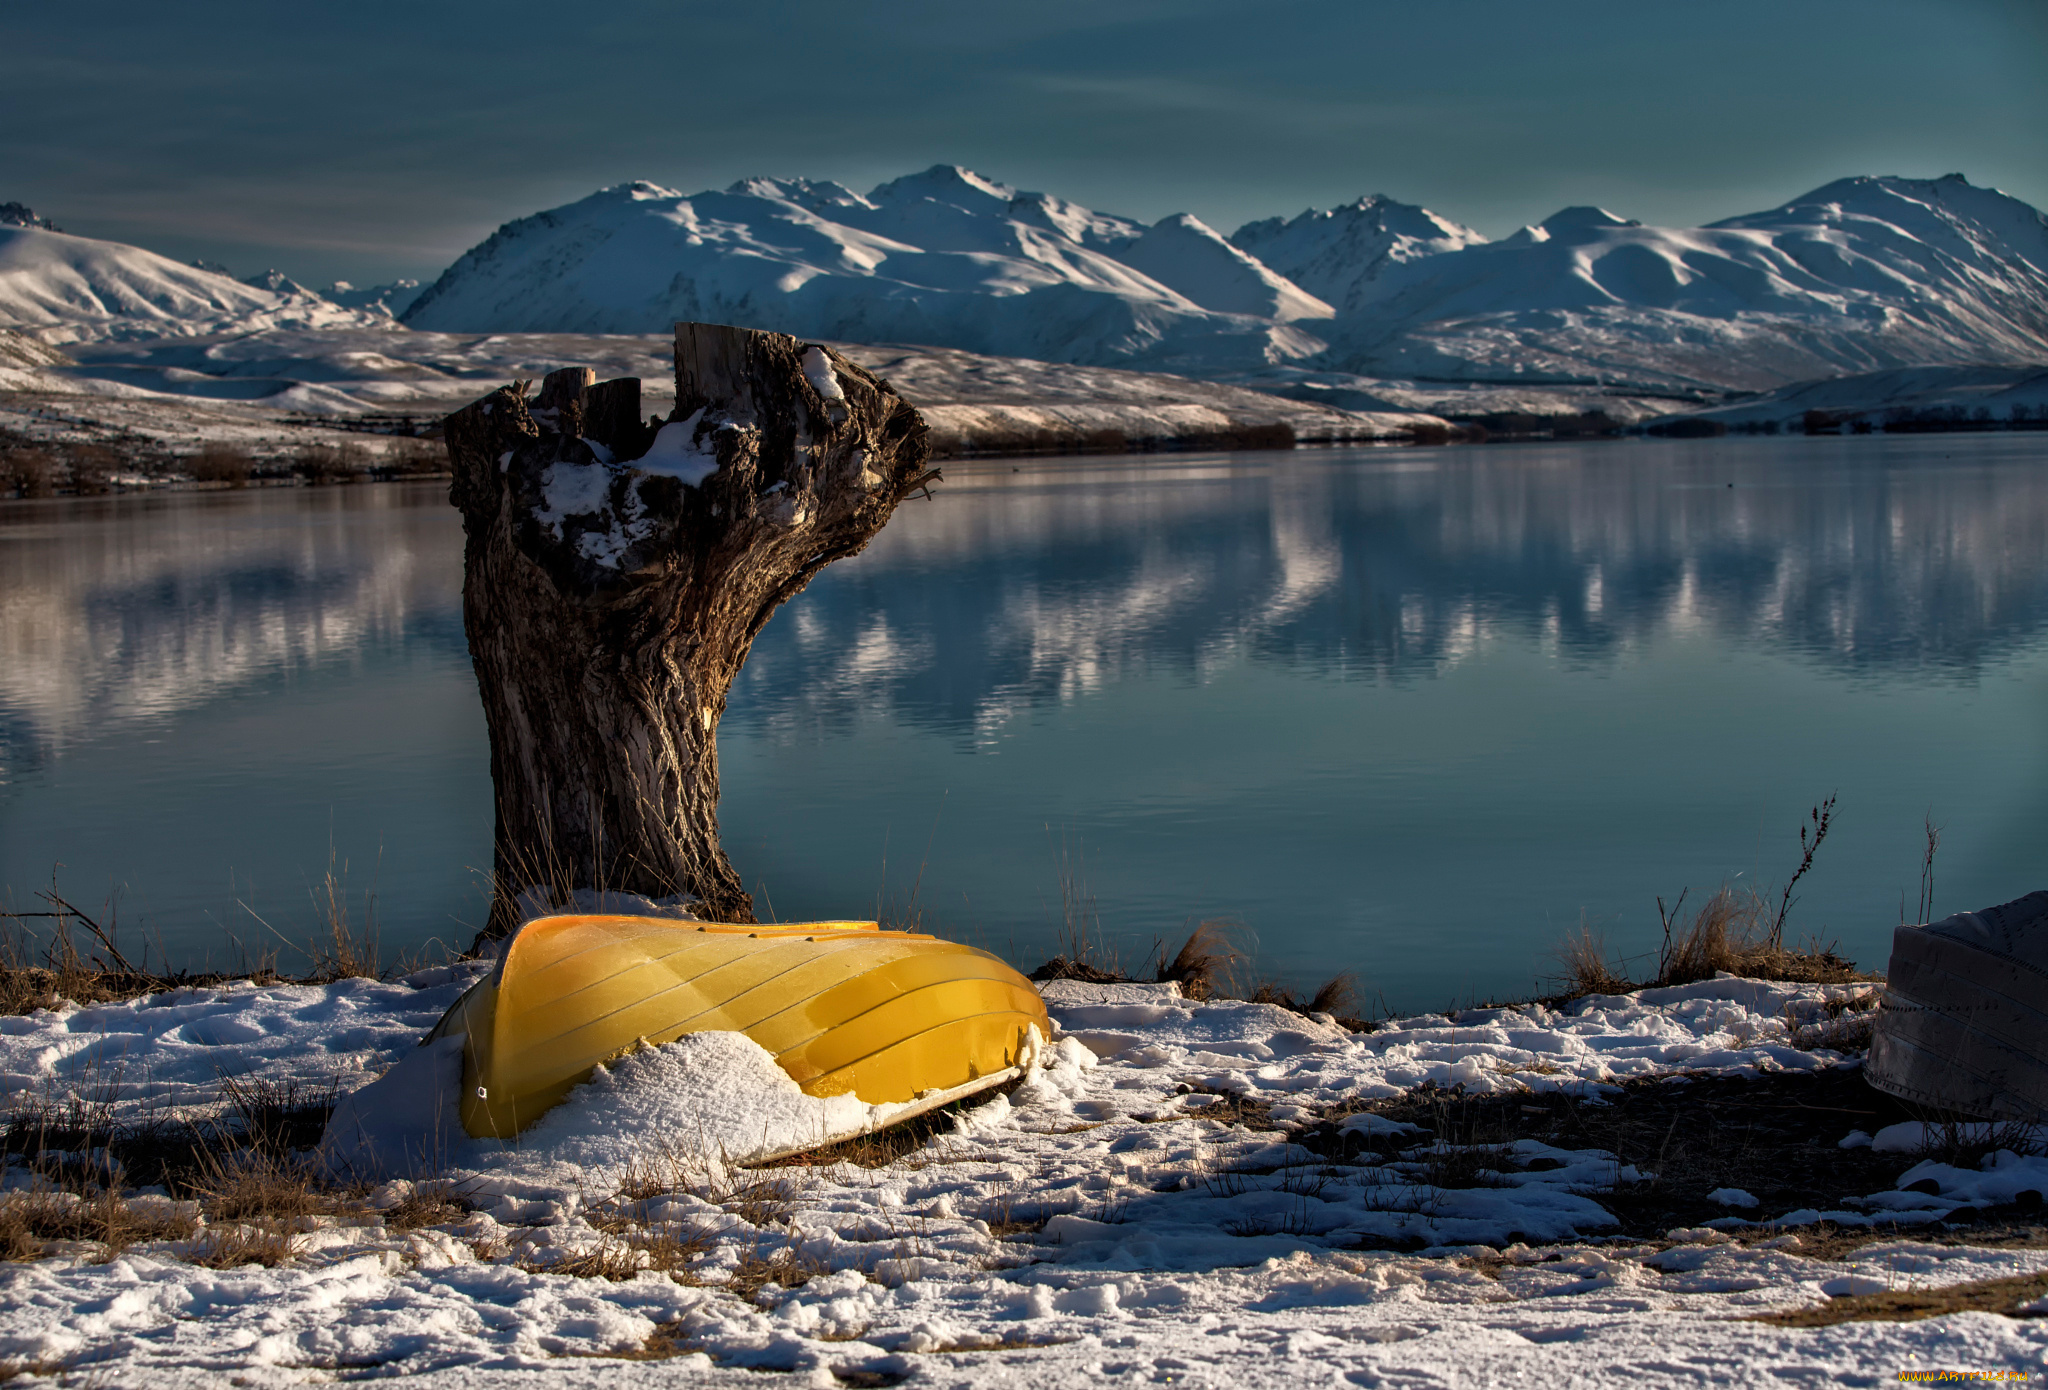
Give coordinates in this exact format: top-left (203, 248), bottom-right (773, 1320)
top-left (733, 441), bottom-right (2048, 746)
top-left (3, 437), bottom-right (2045, 1004)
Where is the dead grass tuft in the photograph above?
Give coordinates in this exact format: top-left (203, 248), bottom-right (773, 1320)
top-left (725, 1241), bottom-right (826, 1303)
top-left (1180, 1087), bottom-right (1279, 1132)
top-left (192, 1150), bottom-right (346, 1225)
top-left (1152, 920), bottom-right (1244, 1001)
top-left (522, 1231), bottom-right (659, 1282)
top-left (1548, 798), bottom-right (1868, 1003)
top-left (189, 1220), bottom-right (300, 1269)
top-left (574, 1319), bottom-right (704, 1361)
top-left (218, 1075), bottom-right (341, 1159)
top-left (1751, 1268), bottom-right (2048, 1326)
top-left (0, 1355), bottom-right (74, 1382)
top-left (1908, 1114), bottom-right (2044, 1170)
top-left (0, 1187), bottom-right (195, 1261)
top-left (381, 1188), bottom-right (473, 1232)
top-left (1556, 924), bottom-right (1630, 997)
top-left (1027, 830), bottom-right (1121, 982)
top-left (1654, 886), bottom-right (1866, 989)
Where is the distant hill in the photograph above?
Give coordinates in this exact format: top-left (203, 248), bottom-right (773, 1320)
top-left (4, 170), bottom-right (2045, 412)
top-left (0, 224), bottom-right (386, 343)
top-left (1302, 175), bottom-right (2048, 395)
top-left (398, 168), bottom-right (2048, 400)
top-left (401, 167), bottom-right (1329, 373)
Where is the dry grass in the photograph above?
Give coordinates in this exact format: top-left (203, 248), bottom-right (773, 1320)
top-left (725, 1241), bottom-right (826, 1302)
top-left (0, 1186), bottom-right (198, 1262)
top-left (2, 864), bottom-right (417, 1020)
top-left (218, 1075), bottom-right (342, 1159)
top-left (1655, 886), bottom-right (1866, 989)
top-left (1152, 919), bottom-right (1244, 1001)
top-left (1551, 798), bottom-right (1869, 1001)
top-left (1249, 972), bottom-right (1361, 1022)
top-left (1906, 1115), bottom-right (2044, 1170)
top-left (1750, 1268), bottom-right (2048, 1326)
top-left (193, 1150), bottom-right (344, 1225)
top-left (923, 1333), bottom-right (1080, 1353)
top-left (0, 1355), bottom-right (73, 1382)
top-left (519, 1231), bottom-right (661, 1282)
top-left (1555, 885), bottom-right (1869, 1001)
top-left (305, 857), bottom-right (381, 981)
top-left (1554, 924), bottom-right (1633, 997)
top-left (239, 850), bottom-right (383, 983)
top-left (1179, 1087), bottom-right (1279, 1132)
top-left (574, 1319), bottom-right (703, 1361)
top-left (1035, 916), bottom-right (1366, 1029)
top-left (1030, 831), bottom-right (1120, 981)
top-left (189, 1220), bottom-right (300, 1269)
top-left (382, 1188), bottom-right (473, 1232)
top-left (0, 888), bottom-right (184, 1014)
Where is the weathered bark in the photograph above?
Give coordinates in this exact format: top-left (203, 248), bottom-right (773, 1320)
top-left (445, 324), bottom-right (935, 940)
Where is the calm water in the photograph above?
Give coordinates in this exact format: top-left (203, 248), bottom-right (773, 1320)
top-left (4, 435), bottom-right (2046, 1008)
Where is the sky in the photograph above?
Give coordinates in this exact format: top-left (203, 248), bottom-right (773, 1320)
top-left (5, 0), bottom-right (2044, 288)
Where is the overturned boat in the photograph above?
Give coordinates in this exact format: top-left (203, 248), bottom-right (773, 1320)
top-left (1867, 891), bottom-right (2048, 1122)
top-left (428, 914), bottom-right (1052, 1141)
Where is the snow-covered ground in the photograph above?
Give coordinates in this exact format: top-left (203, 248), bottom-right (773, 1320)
top-left (3, 968), bottom-right (2043, 1384)
top-left (1643, 363), bottom-right (2048, 433)
top-left (0, 328), bottom-right (1439, 463)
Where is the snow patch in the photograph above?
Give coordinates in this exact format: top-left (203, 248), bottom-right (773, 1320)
top-left (533, 459), bottom-right (613, 537)
top-left (802, 345), bottom-right (846, 402)
top-left (633, 408), bottom-right (721, 487)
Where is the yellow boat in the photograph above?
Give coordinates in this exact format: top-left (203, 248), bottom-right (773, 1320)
top-left (427, 914), bottom-right (1051, 1140)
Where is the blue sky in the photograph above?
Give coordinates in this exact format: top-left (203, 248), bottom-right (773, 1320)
top-left (6, 0), bottom-right (2043, 286)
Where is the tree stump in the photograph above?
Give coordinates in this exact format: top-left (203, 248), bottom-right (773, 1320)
top-left (444, 324), bottom-right (936, 940)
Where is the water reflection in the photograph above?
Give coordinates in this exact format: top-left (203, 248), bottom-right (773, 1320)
top-left (0, 485), bottom-right (464, 783)
top-left (3, 437), bottom-right (2045, 995)
top-left (734, 437), bottom-right (2048, 745)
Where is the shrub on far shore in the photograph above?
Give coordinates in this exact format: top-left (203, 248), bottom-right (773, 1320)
top-left (377, 438), bottom-right (447, 477)
top-left (187, 446), bottom-right (253, 488)
top-left (1, 448), bottom-right (55, 498)
top-left (293, 441), bottom-right (368, 485)
top-left (65, 445), bottom-right (119, 496)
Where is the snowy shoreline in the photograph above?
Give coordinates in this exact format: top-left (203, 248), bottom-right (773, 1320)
top-left (2, 965), bottom-right (2045, 1383)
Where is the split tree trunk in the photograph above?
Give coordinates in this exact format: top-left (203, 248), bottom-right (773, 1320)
top-left (445, 324), bottom-right (935, 940)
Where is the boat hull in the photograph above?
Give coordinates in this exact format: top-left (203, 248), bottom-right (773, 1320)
top-left (428, 915), bottom-right (1051, 1140)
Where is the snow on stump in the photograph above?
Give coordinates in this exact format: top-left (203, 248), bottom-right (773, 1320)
top-left (1866, 890), bottom-right (2048, 1121)
top-left (444, 323), bottom-right (937, 938)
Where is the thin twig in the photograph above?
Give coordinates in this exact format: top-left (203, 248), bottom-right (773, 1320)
top-left (37, 891), bottom-right (139, 976)
top-left (1769, 794), bottom-right (1836, 950)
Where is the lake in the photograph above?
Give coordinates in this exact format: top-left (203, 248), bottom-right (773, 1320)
top-left (4, 434), bottom-right (2045, 1010)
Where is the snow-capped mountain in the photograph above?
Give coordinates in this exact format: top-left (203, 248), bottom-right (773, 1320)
top-left (1306, 175), bottom-right (2048, 393)
top-left (1229, 194), bottom-right (1487, 314)
top-left (0, 224), bottom-right (388, 343)
top-left (323, 278), bottom-right (427, 318)
top-left (401, 166), bottom-right (1330, 371)
top-left (404, 168), bottom-right (2048, 395)
top-left (4, 171), bottom-right (2044, 406)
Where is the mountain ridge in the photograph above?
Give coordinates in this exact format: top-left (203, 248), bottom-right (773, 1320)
top-left (4, 168), bottom-right (2045, 414)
